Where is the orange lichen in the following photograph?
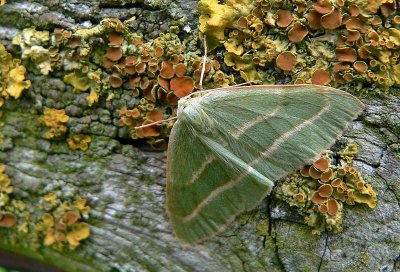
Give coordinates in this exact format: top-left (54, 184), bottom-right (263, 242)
top-left (157, 76), bottom-right (170, 91)
top-left (333, 63), bottom-right (351, 73)
top-left (0, 213), bottom-right (17, 228)
top-left (327, 199), bottom-right (339, 215)
top-left (346, 29), bottom-right (361, 42)
top-left (276, 10), bottom-right (293, 27)
top-left (309, 165), bottom-right (322, 179)
top-left (331, 178), bottom-right (342, 187)
top-left (154, 46), bottom-right (164, 58)
top-left (307, 9), bottom-right (323, 29)
top-left (160, 61), bottom-right (175, 79)
top-left (276, 51), bottom-right (296, 71)
top-left (109, 73), bottom-right (123, 88)
top-left (320, 168), bottom-right (333, 182)
top-left (318, 184), bottom-right (333, 198)
top-left (170, 76), bottom-right (194, 98)
top-left (311, 192), bottom-right (327, 204)
top-left (348, 5), bottom-right (360, 17)
top-left (108, 32), bottom-right (124, 46)
top-left (345, 18), bottom-right (367, 33)
top-left (336, 47), bottom-right (357, 62)
top-left (194, 0), bottom-right (399, 91)
top-left (64, 211), bottom-right (80, 225)
top-left (13, 20), bottom-right (236, 131)
top-left (135, 121), bottom-right (161, 138)
top-left (288, 22), bottom-right (308, 43)
top-left (300, 165), bottom-right (311, 177)
top-left (313, 157), bottom-right (330, 172)
top-left (311, 69), bottom-right (331, 85)
top-left (39, 108), bottom-right (69, 139)
top-left (146, 109), bottom-right (163, 123)
top-left (313, 0), bottom-right (333, 14)
top-left (135, 62), bottom-right (146, 74)
top-left (174, 63), bottom-right (187, 77)
top-left (69, 37), bottom-right (81, 49)
top-left (321, 8), bottom-right (342, 30)
top-left (318, 204), bottom-right (328, 214)
top-left (105, 47), bottom-right (123, 62)
top-left (353, 61), bottom-right (368, 73)
top-left (294, 193), bottom-right (305, 202)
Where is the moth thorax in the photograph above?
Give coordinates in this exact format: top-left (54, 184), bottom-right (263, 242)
top-left (179, 99), bottom-right (214, 133)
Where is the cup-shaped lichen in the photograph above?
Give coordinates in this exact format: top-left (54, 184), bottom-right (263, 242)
top-left (276, 143), bottom-right (377, 234)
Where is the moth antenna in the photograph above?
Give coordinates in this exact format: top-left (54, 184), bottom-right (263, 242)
top-left (199, 34), bottom-right (207, 92)
top-left (134, 117), bottom-right (177, 130)
top-left (221, 80), bottom-right (262, 88)
top-left (180, 80), bottom-right (263, 100)
top-left (181, 34), bottom-right (261, 101)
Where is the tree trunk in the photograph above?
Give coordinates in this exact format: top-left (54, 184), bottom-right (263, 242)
top-left (0, 1), bottom-right (399, 271)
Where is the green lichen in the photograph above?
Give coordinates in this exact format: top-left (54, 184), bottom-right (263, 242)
top-left (256, 219), bottom-right (269, 236)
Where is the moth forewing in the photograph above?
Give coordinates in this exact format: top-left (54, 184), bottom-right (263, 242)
top-left (167, 84), bottom-right (364, 246)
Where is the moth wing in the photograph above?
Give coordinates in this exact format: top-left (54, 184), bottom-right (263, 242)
top-left (201, 84), bottom-right (364, 182)
top-left (167, 84), bottom-right (364, 246)
top-left (167, 119), bottom-right (273, 246)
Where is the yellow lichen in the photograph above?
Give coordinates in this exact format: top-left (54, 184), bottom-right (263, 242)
top-left (63, 71), bottom-right (91, 92)
top-left (67, 134), bottom-right (91, 151)
top-left (12, 28), bottom-right (51, 75)
top-left (338, 143), bottom-right (358, 164)
top-left (66, 222), bottom-right (90, 248)
top-left (39, 108), bottom-right (69, 139)
top-left (198, 0), bottom-right (254, 50)
top-left (0, 165), bottom-right (17, 229)
top-left (0, 43), bottom-right (31, 100)
top-left (0, 163), bottom-right (90, 251)
top-left (0, 164), bottom-right (13, 208)
top-left (36, 195), bottom-right (91, 250)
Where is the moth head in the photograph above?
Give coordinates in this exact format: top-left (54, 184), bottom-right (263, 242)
top-left (177, 96), bottom-right (199, 117)
top-left (177, 96), bottom-right (213, 133)
top-left (177, 97), bottom-right (187, 117)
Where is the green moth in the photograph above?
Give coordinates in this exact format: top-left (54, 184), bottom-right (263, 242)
top-left (166, 84), bottom-right (364, 246)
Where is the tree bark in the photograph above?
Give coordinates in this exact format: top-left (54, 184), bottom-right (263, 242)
top-left (0, 1), bottom-right (399, 271)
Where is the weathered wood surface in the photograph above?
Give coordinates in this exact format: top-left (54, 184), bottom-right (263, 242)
top-left (0, 1), bottom-right (399, 271)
